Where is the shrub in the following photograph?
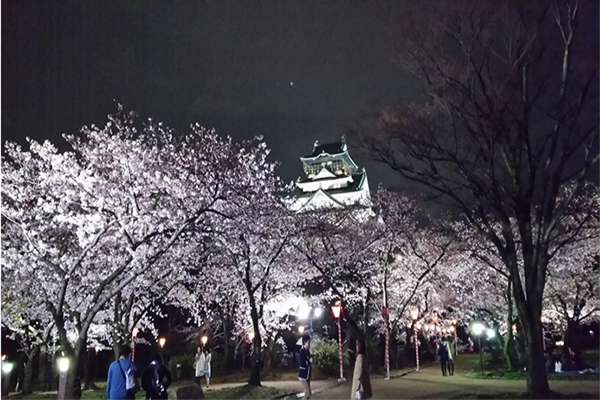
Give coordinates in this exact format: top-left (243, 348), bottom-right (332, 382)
top-left (168, 354), bottom-right (196, 380)
top-left (311, 338), bottom-right (348, 377)
top-left (210, 351), bottom-right (227, 376)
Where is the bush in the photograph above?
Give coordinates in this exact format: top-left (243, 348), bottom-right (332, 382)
top-left (210, 351), bottom-right (227, 377)
top-left (168, 354), bottom-right (196, 380)
top-left (312, 338), bottom-right (348, 377)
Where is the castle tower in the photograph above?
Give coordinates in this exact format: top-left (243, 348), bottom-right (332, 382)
top-left (289, 137), bottom-right (371, 212)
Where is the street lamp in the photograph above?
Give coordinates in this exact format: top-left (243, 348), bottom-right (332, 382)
top-left (380, 247), bottom-right (402, 381)
top-left (57, 357), bottom-right (69, 400)
top-left (298, 326), bottom-right (305, 334)
top-left (201, 335), bottom-right (208, 347)
top-left (159, 338), bottom-right (166, 349)
top-left (331, 300), bottom-right (345, 382)
top-left (1, 359), bottom-right (13, 397)
top-left (411, 309), bottom-right (420, 372)
top-left (471, 323), bottom-right (485, 375)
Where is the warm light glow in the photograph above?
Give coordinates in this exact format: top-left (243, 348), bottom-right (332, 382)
top-left (486, 329), bottom-right (495, 339)
top-left (2, 362), bottom-right (13, 374)
top-left (298, 326), bottom-right (305, 334)
top-left (331, 301), bottom-right (342, 319)
top-left (449, 326), bottom-right (455, 332)
top-left (132, 327), bottom-right (140, 337)
top-left (248, 331), bottom-right (254, 341)
top-left (1, 355), bottom-right (6, 361)
top-left (410, 309), bottom-right (418, 320)
top-left (58, 357), bottom-right (69, 373)
top-left (201, 336), bottom-right (208, 346)
top-left (159, 338), bottom-right (166, 348)
top-left (512, 324), bottom-right (517, 330)
top-left (472, 323), bottom-right (484, 336)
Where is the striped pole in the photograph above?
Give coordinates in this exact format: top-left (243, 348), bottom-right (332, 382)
top-left (414, 326), bottom-right (419, 371)
top-left (337, 318), bottom-right (345, 381)
top-left (384, 321), bottom-right (390, 379)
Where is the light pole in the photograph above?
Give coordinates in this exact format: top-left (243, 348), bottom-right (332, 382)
top-left (131, 327), bottom-right (140, 362)
top-left (471, 323), bottom-right (485, 375)
top-left (410, 309), bottom-right (420, 371)
top-left (57, 357), bottom-right (69, 400)
top-left (1, 358), bottom-right (13, 397)
top-left (380, 247), bottom-right (402, 380)
top-left (331, 300), bottom-right (345, 382)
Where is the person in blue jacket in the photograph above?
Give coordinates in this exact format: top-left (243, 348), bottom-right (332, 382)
top-left (298, 335), bottom-right (312, 399)
top-left (107, 345), bottom-right (138, 400)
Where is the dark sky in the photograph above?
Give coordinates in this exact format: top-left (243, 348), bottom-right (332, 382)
top-left (2, 1), bottom-right (415, 187)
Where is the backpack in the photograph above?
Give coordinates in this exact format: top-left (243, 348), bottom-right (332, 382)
top-left (118, 359), bottom-right (140, 394)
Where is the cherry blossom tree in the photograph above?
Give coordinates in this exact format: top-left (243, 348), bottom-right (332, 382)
top-left (1, 109), bottom-right (286, 397)
top-left (355, 2), bottom-right (598, 395)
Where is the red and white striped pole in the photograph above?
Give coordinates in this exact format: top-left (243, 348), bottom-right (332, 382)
top-left (337, 317), bottom-right (344, 381)
top-left (131, 327), bottom-right (139, 362)
top-left (414, 325), bottom-right (419, 371)
top-left (384, 321), bottom-right (390, 379)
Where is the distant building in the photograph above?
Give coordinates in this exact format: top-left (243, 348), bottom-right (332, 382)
top-left (289, 137), bottom-right (372, 213)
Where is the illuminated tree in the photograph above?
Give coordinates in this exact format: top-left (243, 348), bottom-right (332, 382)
top-left (356, 2), bottom-right (598, 395)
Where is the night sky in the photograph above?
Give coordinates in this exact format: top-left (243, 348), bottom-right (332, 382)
top-left (2, 1), bottom-right (416, 187)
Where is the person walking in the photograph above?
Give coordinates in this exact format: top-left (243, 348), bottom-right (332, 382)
top-left (106, 345), bottom-right (138, 400)
top-left (437, 337), bottom-right (449, 376)
top-left (297, 335), bottom-right (312, 399)
top-left (141, 355), bottom-right (172, 399)
top-left (203, 348), bottom-right (212, 389)
top-left (445, 336), bottom-right (455, 376)
top-left (351, 339), bottom-right (372, 400)
top-left (194, 347), bottom-right (205, 387)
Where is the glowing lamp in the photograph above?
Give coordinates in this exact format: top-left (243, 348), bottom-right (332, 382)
top-left (314, 308), bottom-right (323, 318)
top-left (58, 357), bottom-right (69, 373)
top-left (331, 301), bottom-right (342, 319)
top-left (159, 338), bottom-right (166, 348)
top-left (472, 323), bottom-right (484, 336)
top-left (201, 336), bottom-right (208, 346)
top-left (298, 326), bottom-right (305, 334)
top-left (410, 309), bottom-right (418, 320)
top-left (486, 329), bottom-right (495, 339)
top-left (2, 362), bottom-right (13, 374)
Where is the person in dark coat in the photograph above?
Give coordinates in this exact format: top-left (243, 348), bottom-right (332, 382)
top-left (437, 338), bottom-right (449, 376)
top-left (141, 355), bottom-right (172, 400)
top-left (297, 335), bottom-right (312, 399)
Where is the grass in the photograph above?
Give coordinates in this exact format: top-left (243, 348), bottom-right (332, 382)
top-left (203, 385), bottom-right (290, 399)
top-left (7, 389), bottom-right (106, 399)
top-left (449, 392), bottom-right (598, 399)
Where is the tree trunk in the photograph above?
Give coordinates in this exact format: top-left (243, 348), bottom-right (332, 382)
top-left (61, 348), bottom-right (83, 400)
top-left (503, 280), bottom-right (515, 370)
top-left (21, 349), bottom-right (36, 395)
top-left (563, 319), bottom-right (577, 353)
top-left (524, 319), bottom-right (550, 398)
top-left (247, 297), bottom-right (262, 386)
top-left (223, 320), bottom-right (231, 369)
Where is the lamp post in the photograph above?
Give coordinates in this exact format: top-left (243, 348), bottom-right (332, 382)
top-left (379, 247), bottom-right (402, 380)
top-left (57, 357), bottom-right (69, 400)
top-left (471, 323), bottom-right (485, 375)
top-left (331, 300), bottom-right (345, 382)
top-left (410, 309), bottom-right (419, 371)
top-left (131, 327), bottom-right (140, 362)
top-left (1, 358), bottom-right (13, 397)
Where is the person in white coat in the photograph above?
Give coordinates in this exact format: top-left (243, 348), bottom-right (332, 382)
top-left (194, 347), bottom-right (205, 387)
top-left (203, 348), bottom-right (212, 389)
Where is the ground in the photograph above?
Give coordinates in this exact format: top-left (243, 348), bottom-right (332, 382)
top-left (7, 354), bottom-right (599, 399)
